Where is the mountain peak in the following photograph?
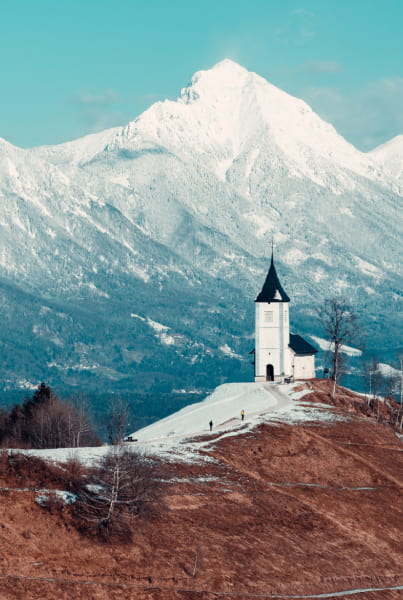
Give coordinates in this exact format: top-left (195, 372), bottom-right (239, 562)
top-left (210, 58), bottom-right (250, 75)
top-left (371, 134), bottom-right (403, 153)
top-left (370, 134), bottom-right (403, 182)
top-left (179, 59), bottom-right (253, 104)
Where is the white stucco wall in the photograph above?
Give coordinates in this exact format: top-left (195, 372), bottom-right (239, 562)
top-left (255, 302), bottom-right (291, 380)
top-left (292, 354), bottom-right (316, 379)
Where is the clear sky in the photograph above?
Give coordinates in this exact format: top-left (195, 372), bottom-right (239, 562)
top-left (1, 0), bottom-right (402, 150)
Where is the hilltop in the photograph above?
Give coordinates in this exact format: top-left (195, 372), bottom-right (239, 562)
top-left (1, 380), bottom-right (402, 599)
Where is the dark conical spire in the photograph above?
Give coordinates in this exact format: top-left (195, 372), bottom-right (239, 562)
top-left (255, 252), bottom-right (290, 303)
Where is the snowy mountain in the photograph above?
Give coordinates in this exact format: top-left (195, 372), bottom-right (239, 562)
top-left (370, 135), bottom-right (403, 190)
top-left (0, 59), bottom-right (402, 395)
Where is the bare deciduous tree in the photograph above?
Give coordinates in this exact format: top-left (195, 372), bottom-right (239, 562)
top-left (397, 352), bottom-right (403, 426)
top-left (68, 394), bottom-right (98, 447)
top-left (317, 297), bottom-right (361, 398)
top-left (74, 445), bottom-right (157, 541)
top-left (106, 398), bottom-right (132, 445)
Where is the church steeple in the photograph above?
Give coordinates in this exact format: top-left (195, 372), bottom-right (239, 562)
top-left (253, 247), bottom-right (316, 382)
top-left (255, 252), bottom-right (290, 303)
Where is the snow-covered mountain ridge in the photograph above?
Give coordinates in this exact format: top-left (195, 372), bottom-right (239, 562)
top-left (369, 134), bottom-right (403, 187)
top-left (0, 59), bottom-right (402, 393)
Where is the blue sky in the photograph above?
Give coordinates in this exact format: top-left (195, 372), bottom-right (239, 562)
top-left (1, 0), bottom-right (402, 150)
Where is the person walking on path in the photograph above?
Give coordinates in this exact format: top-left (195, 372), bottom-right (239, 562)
top-left (209, 420), bottom-right (213, 431)
top-left (241, 409), bottom-right (245, 421)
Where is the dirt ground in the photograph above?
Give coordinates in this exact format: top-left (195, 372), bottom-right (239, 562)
top-left (0, 382), bottom-right (402, 600)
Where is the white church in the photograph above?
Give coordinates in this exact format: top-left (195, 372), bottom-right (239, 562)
top-left (252, 253), bottom-right (317, 382)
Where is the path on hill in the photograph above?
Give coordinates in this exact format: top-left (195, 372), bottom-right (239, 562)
top-left (132, 383), bottom-right (294, 450)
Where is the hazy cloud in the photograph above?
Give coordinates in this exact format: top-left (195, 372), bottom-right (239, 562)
top-left (137, 92), bottom-right (167, 103)
top-left (301, 77), bottom-right (403, 150)
top-left (274, 7), bottom-right (315, 45)
top-left (303, 60), bottom-right (342, 74)
top-left (69, 88), bottom-right (124, 134)
top-left (77, 107), bottom-right (126, 133)
top-left (69, 87), bottom-right (171, 137)
top-left (293, 8), bottom-right (315, 18)
top-left (72, 89), bottom-right (121, 106)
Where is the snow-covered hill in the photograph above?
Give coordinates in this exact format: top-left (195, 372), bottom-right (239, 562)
top-left (25, 381), bottom-right (334, 464)
top-left (0, 59), bottom-right (402, 394)
top-left (127, 381), bottom-right (337, 460)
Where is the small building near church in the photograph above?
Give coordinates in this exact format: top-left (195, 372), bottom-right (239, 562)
top-left (252, 253), bottom-right (317, 381)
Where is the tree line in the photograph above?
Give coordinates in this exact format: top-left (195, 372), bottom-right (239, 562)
top-left (0, 382), bottom-right (100, 448)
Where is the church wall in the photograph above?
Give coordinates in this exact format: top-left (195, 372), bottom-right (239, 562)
top-left (292, 354), bottom-right (316, 379)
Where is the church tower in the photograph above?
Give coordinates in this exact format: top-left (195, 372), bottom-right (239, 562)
top-left (253, 252), bottom-right (317, 381)
top-left (254, 253), bottom-right (291, 381)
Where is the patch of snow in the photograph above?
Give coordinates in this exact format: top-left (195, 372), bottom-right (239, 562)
top-left (219, 344), bottom-right (243, 360)
top-left (311, 335), bottom-right (362, 357)
top-left (378, 363), bottom-right (401, 377)
top-left (130, 313), bottom-right (145, 321)
top-left (16, 379), bottom-right (38, 390)
top-left (109, 175), bottom-right (130, 188)
top-left (215, 157), bottom-right (232, 181)
top-left (25, 445), bottom-right (112, 466)
top-left (85, 484), bottom-right (103, 494)
top-left (312, 252), bottom-right (332, 265)
top-left (172, 389), bottom-right (203, 394)
top-left (354, 256), bottom-right (381, 278)
top-left (160, 333), bottom-right (175, 346)
top-left (36, 490), bottom-right (77, 506)
top-left (46, 227), bottom-right (56, 239)
top-left (147, 318), bottom-right (169, 332)
top-left (334, 278), bottom-right (348, 291)
top-left (126, 263), bottom-right (150, 282)
top-left (312, 267), bottom-right (326, 282)
top-left (283, 248), bottom-right (308, 266)
top-left (267, 401), bottom-right (344, 426)
top-left (339, 206), bottom-right (353, 217)
top-left (244, 213), bottom-right (273, 238)
top-left (85, 282), bottom-right (109, 298)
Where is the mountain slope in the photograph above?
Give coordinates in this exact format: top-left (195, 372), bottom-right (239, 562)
top-left (0, 60), bottom-right (402, 393)
top-left (370, 134), bottom-right (403, 190)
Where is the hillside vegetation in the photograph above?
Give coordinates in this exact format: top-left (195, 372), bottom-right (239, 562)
top-left (0, 380), bottom-right (402, 599)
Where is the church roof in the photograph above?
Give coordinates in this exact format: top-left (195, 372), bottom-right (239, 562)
top-left (289, 334), bottom-right (317, 355)
top-left (255, 254), bottom-right (290, 303)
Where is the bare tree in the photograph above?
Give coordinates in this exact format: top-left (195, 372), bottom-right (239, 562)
top-left (0, 383), bottom-right (100, 449)
top-left (106, 397), bottom-right (132, 445)
top-left (391, 351), bottom-right (403, 430)
top-left (317, 297), bottom-right (361, 398)
top-left (68, 394), bottom-right (98, 447)
top-left (74, 445), bottom-right (157, 541)
top-left (397, 352), bottom-right (403, 415)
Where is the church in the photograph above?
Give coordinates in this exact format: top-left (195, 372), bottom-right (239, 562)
top-left (252, 253), bottom-right (317, 382)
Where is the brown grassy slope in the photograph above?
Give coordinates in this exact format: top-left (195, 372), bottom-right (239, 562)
top-left (0, 382), bottom-right (402, 600)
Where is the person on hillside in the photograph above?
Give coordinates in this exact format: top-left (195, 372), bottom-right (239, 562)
top-left (209, 420), bottom-right (213, 431)
top-left (241, 409), bottom-right (245, 421)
